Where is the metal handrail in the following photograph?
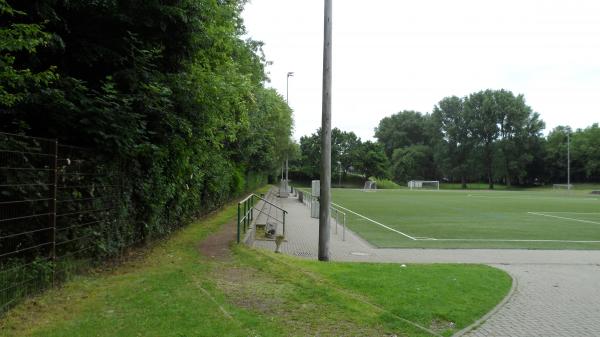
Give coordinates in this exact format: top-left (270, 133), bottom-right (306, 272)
top-left (252, 207), bottom-right (284, 225)
top-left (248, 193), bottom-right (288, 214)
top-left (237, 191), bottom-right (288, 243)
top-left (298, 188), bottom-right (347, 241)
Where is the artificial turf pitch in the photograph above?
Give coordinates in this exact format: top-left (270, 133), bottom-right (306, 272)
top-left (331, 188), bottom-right (600, 249)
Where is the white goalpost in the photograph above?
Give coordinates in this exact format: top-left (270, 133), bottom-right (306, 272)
top-left (553, 184), bottom-right (573, 191)
top-left (362, 180), bottom-right (377, 192)
top-left (408, 180), bottom-right (439, 190)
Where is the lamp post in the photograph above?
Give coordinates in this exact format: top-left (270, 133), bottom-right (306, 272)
top-left (338, 161), bottom-right (342, 188)
top-left (286, 72), bottom-right (293, 181)
top-left (567, 130), bottom-right (571, 190)
top-left (283, 72), bottom-right (294, 196)
top-left (286, 72), bottom-right (294, 103)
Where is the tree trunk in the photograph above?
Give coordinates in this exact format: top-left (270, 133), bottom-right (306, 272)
top-left (487, 162), bottom-right (494, 189)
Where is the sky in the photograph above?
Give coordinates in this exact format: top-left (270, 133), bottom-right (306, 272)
top-left (242, 0), bottom-right (600, 141)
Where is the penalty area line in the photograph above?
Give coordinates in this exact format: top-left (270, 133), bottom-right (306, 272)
top-left (331, 202), bottom-right (417, 240)
top-left (528, 212), bottom-right (600, 225)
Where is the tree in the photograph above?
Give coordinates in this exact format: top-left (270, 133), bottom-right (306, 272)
top-left (1, 0), bottom-right (295, 253)
top-left (298, 128), bottom-right (365, 179)
top-left (332, 128), bottom-right (362, 177)
top-left (356, 141), bottom-right (389, 180)
top-left (391, 145), bottom-right (435, 182)
top-left (494, 90), bottom-right (544, 186)
top-left (464, 90), bottom-right (500, 188)
top-left (576, 124), bottom-right (600, 181)
top-left (432, 96), bottom-right (472, 188)
top-left (374, 110), bottom-right (434, 158)
top-left (0, 0), bottom-right (57, 112)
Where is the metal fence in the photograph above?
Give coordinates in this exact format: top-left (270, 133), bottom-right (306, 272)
top-left (0, 132), bottom-right (121, 314)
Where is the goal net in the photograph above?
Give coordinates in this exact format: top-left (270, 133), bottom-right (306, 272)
top-left (363, 181), bottom-right (377, 192)
top-left (408, 180), bottom-right (439, 190)
top-left (553, 184), bottom-right (573, 191)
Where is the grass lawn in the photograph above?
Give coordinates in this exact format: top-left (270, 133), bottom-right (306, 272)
top-left (0, 192), bottom-right (512, 337)
top-left (330, 188), bottom-right (600, 249)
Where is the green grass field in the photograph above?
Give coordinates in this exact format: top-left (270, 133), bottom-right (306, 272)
top-left (331, 188), bottom-right (600, 249)
top-left (0, 189), bottom-right (511, 337)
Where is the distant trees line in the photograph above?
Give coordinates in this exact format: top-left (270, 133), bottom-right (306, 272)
top-left (294, 89), bottom-right (599, 188)
top-left (1, 0), bottom-right (294, 254)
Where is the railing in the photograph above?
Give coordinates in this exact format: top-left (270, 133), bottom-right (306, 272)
top-left (297, 189), bottom-right (346, 241)
top-left (237, 192), bottom-right (288, 243)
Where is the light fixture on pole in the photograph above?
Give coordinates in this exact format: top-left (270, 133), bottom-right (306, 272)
top-left (567, 130), bottom-right (571, 190)
top-left (281, 71), bottom-right (294, 198)
top-left (338, 161), bottom-right (342, 188)
top-left (286, 72), bottom-right (294, 103)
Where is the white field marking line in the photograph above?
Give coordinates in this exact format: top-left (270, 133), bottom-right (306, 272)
top-left (331, 202), bottom-right (600, 243)
top-left (331, 202), bottom-right (417, 240)
top-left (528, 212), bottom-right (600, 225)
top-left (536, 212), bottom-right (600, 215)
top-left (468, 194), bottom-right (598, 201)
top-left (416, 238), bottom-right (600, 243)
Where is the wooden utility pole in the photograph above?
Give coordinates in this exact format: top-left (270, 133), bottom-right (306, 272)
top-left (319, 0), bottom-right (332, 261)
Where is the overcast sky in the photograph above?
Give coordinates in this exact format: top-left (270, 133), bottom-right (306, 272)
top-left (242, 0), bottom-right (600, 141)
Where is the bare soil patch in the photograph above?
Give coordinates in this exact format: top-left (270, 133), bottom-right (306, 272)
top-left (198, 220), bottom-right (236, 260)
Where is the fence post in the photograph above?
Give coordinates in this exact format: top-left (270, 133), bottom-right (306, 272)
top-left (342, 213), bottom-right (346, 241)
top-left (243, 200), bottom-right (247, 232)
top-left (335, 209), bottom-right (339, 235)
top-left (250, 195), bottom-right (253, 222)
top-left (50, 140), bottom-right (58, 285)
top-left (237, 202), bottom-right (241, 243)
top-left (283, 212), bottom-right (286, 237)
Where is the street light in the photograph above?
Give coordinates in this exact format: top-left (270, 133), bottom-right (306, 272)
top-left (338, 161), bottom-right (342, 188)
top-left (281, 71), bottom-right (294, 198)
top-left (567, 130), bottom-right (571, 190)
top-left (286, 72), bottom-right (294, 103)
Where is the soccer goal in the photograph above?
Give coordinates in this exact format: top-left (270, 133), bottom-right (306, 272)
top-left (553, 184), bottom-right (573, 191)
top-left (408, 180), bottom-right (439, 190)
top-left (363, 180), bottom-right (377, 192)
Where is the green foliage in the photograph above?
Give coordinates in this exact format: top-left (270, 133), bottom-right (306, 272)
top-left (1, 0), bottom-right (293, 259)
top-left (545, 124), bottom-right (600, 183)
top-left (0, 0), bottom-right (57, 108)
top-left (356, 140), bottom-right (390, 179)
top-left (377, 89), bottom-right (555, 189)
top-left (391, 145), bottom-right (435, 183)
top-left (369, 177), bottom-right (401, 189)
top-left (297, 128), bottom-right (389, 181)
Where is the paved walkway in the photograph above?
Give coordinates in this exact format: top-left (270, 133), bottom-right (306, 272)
top-left (251, 192), bottom-right (600, 337)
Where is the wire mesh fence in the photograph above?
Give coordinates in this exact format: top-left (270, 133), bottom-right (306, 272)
top-left (0, 132), bottom-right (122, 314)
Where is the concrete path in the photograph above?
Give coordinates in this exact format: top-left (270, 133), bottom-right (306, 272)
top-left (252, 192), bottom-right (600, 337)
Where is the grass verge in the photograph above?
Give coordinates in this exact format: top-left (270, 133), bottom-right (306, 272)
top-left (0, 194), bottom-right (512, 337)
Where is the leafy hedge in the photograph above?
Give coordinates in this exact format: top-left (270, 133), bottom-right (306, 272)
top-left (0, 0), bottom-right (293, 257)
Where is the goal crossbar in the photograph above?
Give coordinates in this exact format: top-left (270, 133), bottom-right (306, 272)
top-left (408, 180), bottom-right (439, 190)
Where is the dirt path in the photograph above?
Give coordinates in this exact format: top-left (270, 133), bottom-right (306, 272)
top-left (198, 220), bottom-right (237, 260)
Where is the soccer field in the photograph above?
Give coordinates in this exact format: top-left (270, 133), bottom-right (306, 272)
top-left (331, 188), bottom-right (600, 249)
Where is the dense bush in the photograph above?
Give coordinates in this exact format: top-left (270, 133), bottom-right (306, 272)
top-left (0, 0), bottom-right (293, 256)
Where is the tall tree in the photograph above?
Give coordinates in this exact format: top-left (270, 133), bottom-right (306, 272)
top-left (464, 90), bottom-right (500, 189)
top-left (374, 110), bottom-right (433, 158)
top-left (494, 90), bottom-right (544, 186)
top-left (356, 141), bottom-right (389, 180)
top-left (433, 96), bottom-right (472, 188)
